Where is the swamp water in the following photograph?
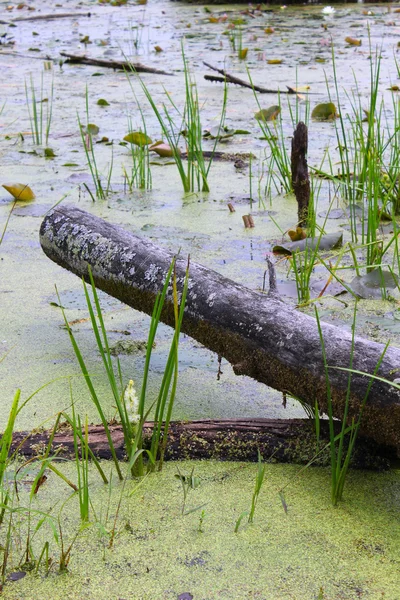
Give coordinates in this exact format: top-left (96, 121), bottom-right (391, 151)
top-left (0, 0), bottom-right (400, 597)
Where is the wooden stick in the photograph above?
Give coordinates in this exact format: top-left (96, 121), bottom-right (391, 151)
top-left (59, 52), bottom-right (173, 76)
top-left (291, 122), bottom-right (310, 228)
top-left (12, 12), bottom-right (92, 22)
top-left (203, 63), bottom-right (289, 94)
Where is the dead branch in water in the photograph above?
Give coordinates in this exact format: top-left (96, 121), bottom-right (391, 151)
top-left (203, 62), bottom-right (290, 94)
top-left (59, 52), bottom-right (173, 76)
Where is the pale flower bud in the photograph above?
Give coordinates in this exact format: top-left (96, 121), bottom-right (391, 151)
top-left (124, 379), bottom-right (140, 425)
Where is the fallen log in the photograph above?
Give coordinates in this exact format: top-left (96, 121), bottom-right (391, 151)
top-left (59, 52), bottom-right (173, 76)
top-left (39, 205), bottom-right (400, 456)
top-left (10, 419), bottom-right (391, 469)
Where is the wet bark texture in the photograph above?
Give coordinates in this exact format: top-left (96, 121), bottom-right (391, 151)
top-left (39, 205), bottom-right (400, 456)
top-left (10, 419), bottom-right (391, 469)
top-left (291, 122), bottom-right (310, 228)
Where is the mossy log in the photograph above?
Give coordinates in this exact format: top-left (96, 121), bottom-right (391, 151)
top-left (10, 419), bottom-right (391, 469)
top-left (40, 205), bottom-right (400, 456)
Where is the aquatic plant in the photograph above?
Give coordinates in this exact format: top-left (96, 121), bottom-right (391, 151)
top-left (78, 87), bottom-right (114, 200)
top-left (24, 73), bottom-right (54, 146)
top-left (71, 407), bottom-right (90, 523)
top-left (130, 43), bottom-right (227, 193)
top-left (234, 450), bottom-right (266, 532)
top-left (175, 465), bottom-right (204, 516)
top-left (59, 259), bottom-right (188, 478)
top-left (123, 113), bottom-right (152, 191)
top-left (315, 303), bottom-right (389, 505)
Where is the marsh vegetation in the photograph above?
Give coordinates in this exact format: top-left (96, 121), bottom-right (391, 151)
top-left (1, 0), bottom-right (400, 598)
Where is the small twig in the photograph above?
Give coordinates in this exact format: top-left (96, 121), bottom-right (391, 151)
top-left (0, 50), bottom-right (53, 61)
top-left (59, 52), bottom-right (173, 76)
top-left (12, 12), bottom-right (91, 22)
top-left (266, 256), bottom-right (280, 299)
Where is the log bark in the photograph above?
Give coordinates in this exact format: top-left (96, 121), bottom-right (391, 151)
top-left (291, 122), bottom-right (310, 228)
top-left (10, 419), bottom-right (391, 469)
top-left (39, 205), bottom-right (400, 455)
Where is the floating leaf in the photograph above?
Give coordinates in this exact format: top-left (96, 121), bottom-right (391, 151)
top-left (81, 123), bottom-right (99, 135)
top-left (44, 147), bottom-right (56, 158)
top-left (255, 106), bottom-right (281, 122)
top-left (149, 142), bottom-right (177, 157)
top-left (311, 102), bottom-right (338, 121)
top-left (348, 269), bottom-right (399, 299)
top-left (264, 27), bottom-right (274, 34)
top-left (287, 227), bottom-right (306, 242)
top-left (203, 125), bottom-right (236, 140)
top-left (2, 183), bottom-right (35, 201)
top-left (345, 37), bottom-right (361, 46)
top-left (123, 132), bottom-right (152, 146)
top-left (267, 59), bottom-right (283, 65)
top-left (97, 98), bottom-right (110, 106)
top-left (273, 232), bottom-right (343, 255)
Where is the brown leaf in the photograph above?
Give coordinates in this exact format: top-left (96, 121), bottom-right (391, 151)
top-left (345, 37), bottom-right (361, 46)
top-left (2, 183), bottom-right (35, 201)
top-left (288, 227), bottom-right (306, 241)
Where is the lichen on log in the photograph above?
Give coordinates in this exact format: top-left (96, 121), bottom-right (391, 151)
top-left (39, 205), bottom-right (400, 456)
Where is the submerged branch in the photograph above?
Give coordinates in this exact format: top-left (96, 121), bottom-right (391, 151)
top-left (203, 62), bottom-right (294, 94)
top-left (59, 52), bottom-right (174, 76)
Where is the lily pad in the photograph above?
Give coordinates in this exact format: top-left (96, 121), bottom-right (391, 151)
top-left (311, 102), bottom-right (338, 121)
top-left (273, 232), bottom-right (343, 255)
top-left (203, 125), bottom-right (236, 141)
top-left (255, 106), bottom-right (281, 122)
top-left (2, 183), bottom-right (35, 201)
top-left (86, 123), bottom-right (99, 135)
top-left (124, 132), bottom-right (152, 146)
top-left (349, 269), bottom-right (399, 299)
